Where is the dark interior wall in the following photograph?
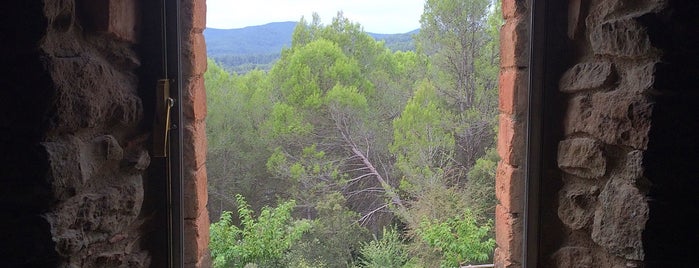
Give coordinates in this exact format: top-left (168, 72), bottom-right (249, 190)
top-left (538, 0), bottom-right (692, 267)
top-left (0, 2), bottom-right (59, 266)
top-left (641, 0), bottom-right (699, 266)
top-left (1, 1), bottom-right (165, 267)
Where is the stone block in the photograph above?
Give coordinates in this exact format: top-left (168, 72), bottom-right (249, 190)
top-left (586, 0), bottom-right (667, 27)
top-left (500, 17), bottom-right (529, 69)
top-left (557, 137), bottom-right (606, 179)
top-left (495, 204), bottom-right (522, 263)
top-left (621, 62), bottom-right (656, 93)
top-left (184, 119), bottom-right (208, 171)
top-left (184, 165), bottom-right (208, 220)
top-left (184, 75), bottom-right (207, 122)
top-left (182, 33), bottom-right (208, 77)
top-left (502, 0), bottom-right (527, 20)
top-left (557, 179), bottom-right (599, 230)
top-left (590, 19), bottom-right (657, 59)
top-left (78, 0), bottom-right (140, 43)
top-left (43, 137), bottom-right (84, 201)
top-left (591, 176), bottom-right (648, 260)
top-left (496, 161), bottom-right (524, 214)
top-left (184, 213), bottom-right (210, 266)
top-left (559, 61), bottom-right (617, 93)
top-left (551, 246), bottom-right (593, 268)
top-left (498, 115), bottom-right (524, 167)
top-left (564, 91), bottom-right (652, 150)
top-left (499, 68), bottom-right (528, 116)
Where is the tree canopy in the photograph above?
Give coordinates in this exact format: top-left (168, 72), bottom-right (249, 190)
top-left (206, 2), bottom-right (503, 266)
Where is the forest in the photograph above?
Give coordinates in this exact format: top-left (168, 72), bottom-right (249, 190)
top-left (205, 0), bottom-right (502, 267)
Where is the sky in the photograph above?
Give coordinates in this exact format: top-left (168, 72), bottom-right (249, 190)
top-left (206, 0), bottom-right (425, 34)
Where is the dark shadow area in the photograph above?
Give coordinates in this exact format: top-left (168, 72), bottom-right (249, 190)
top-left (0, 2), bottom-right (59, 266)
top-left (640, 0), bottom-right (699, 266)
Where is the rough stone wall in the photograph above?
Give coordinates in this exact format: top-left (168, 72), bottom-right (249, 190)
top-left (494, 0), bottom-right (529, 267)
top-left (39, 0), bottom-right (152, 266)
top-left (550, 0), bottom-right (665, 266)
top-left (181, 0), bottom-right (211, 266)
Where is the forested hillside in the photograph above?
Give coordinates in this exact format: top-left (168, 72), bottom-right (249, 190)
top-left (206, 1), bottom-right (502, 267)
top-left (205, 21), bottom-right (418, 74)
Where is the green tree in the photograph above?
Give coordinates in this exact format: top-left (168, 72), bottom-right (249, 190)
top-left (206, 60), bottom-right (282, 220)
top-left (357, 227), bottom-right (411, 268)
top-left (209, 195), bottom-right (311, 268)
top-left (415, 210), bottom-right (495, 267)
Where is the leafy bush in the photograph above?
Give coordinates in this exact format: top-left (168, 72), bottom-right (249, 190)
top-left (357, 227), bottom-right (410, 268)
top-left (415, 210), bottom-right (494, 267)
top-left (209, 195), bottom-right (311, 268)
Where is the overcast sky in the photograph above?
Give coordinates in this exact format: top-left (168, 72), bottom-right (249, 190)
top-left (206, 0), bottom-right (425, 34)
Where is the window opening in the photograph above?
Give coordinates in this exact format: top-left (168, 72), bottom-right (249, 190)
top-left (202, 1), bottom-right (504, 267)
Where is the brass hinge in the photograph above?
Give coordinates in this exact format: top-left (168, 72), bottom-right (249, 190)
top-left (153, 79), bottom-right (175, 157)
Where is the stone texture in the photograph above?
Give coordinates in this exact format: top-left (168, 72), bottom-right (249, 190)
top-left (502, 0), bottom-right (527, 20)
top-left (40, 0), bottom-right (150, 266)
top-left (564, 91), bottom-right (652, 149)
top-left (560, 61), bottom-right (617, 93)
top-left (590, 19), bottom-right (657, 59)
top-left (621, 62), bottom-right (656, 93)
top-left (498, 115), bottom-right (524, 166)
top-left (500, 17), bottom-right (529, 68)
top-left (79, 0), bottom-right (140, 43)
top-left (586, 0), bottom-right (667, 27)
top-left (557, 137), bottom-right (607, 179)
top-left (499, 68), bottom-right (528, 116)
top-left (551, 246), bottom-right (593, 268)
top-left (495, 204), bottom-right (522, 264)
top-left (591, 176), bottom-right (649, 260)
top-left (184, 166), bottom-right (208, 220)
top-left (496, 161), bottom-right (524, 214)
top-left (184, 119), bottom-right (208, 171)
top-left (184, 75), bottom-right (207, 122)
top-left (558, 180), bottom-right (599, 230)
top-left (182, 33), bottom-right (208, 77)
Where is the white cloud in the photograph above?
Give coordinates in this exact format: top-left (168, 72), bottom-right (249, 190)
top-left (206, 0), bottom-right (424, 33)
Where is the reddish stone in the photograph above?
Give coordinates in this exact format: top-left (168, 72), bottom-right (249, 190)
top-left (502, 0), bottom-right (527, 20)
top-left (184, 165), bottom-right (208, 220)
top-left (184, 75), bottom-right (207, 122)
top-left (495, 204), bottom-right (522, 265)
top-left (184, 212), bottom-right (210, 266)
top-left (497, 115), bottom-right (524, 167)
top-left (499, 68), bottom-right (528, 116)
top-left (182, 33), bottom-right (208, 78)
top-left (496, 161), bottom-right (524, 214)
top-left (500, 17), bottom-right (529, 69)
top-left (183, 119), bottom-right (208, 171)
top-left (192, 0), bottom-right (207, 33)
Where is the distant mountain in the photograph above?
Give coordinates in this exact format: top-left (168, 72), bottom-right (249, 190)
top-left (204, 22), bottom-right (418, 73)
top-left (205, 22), bottom-right (297, 56)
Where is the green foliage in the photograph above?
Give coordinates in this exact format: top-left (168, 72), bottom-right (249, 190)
top-left (357, 227), bottom-right (410, 268)
top-left (209, 195), bottom-right (311, 268)
top-left (206, 6), bottom-right (502, 267)
top-left (465, 147), bottom-right (499, 221)
top-left (415, 210), bottom-right (495, 267)
top-left (286, 193), bottom-right (370, 268)
top-left (391, 80), bottom-right (455, 184)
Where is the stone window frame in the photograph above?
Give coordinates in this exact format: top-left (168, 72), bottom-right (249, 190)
top-left (176, 0), bottom-right (536, 267)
